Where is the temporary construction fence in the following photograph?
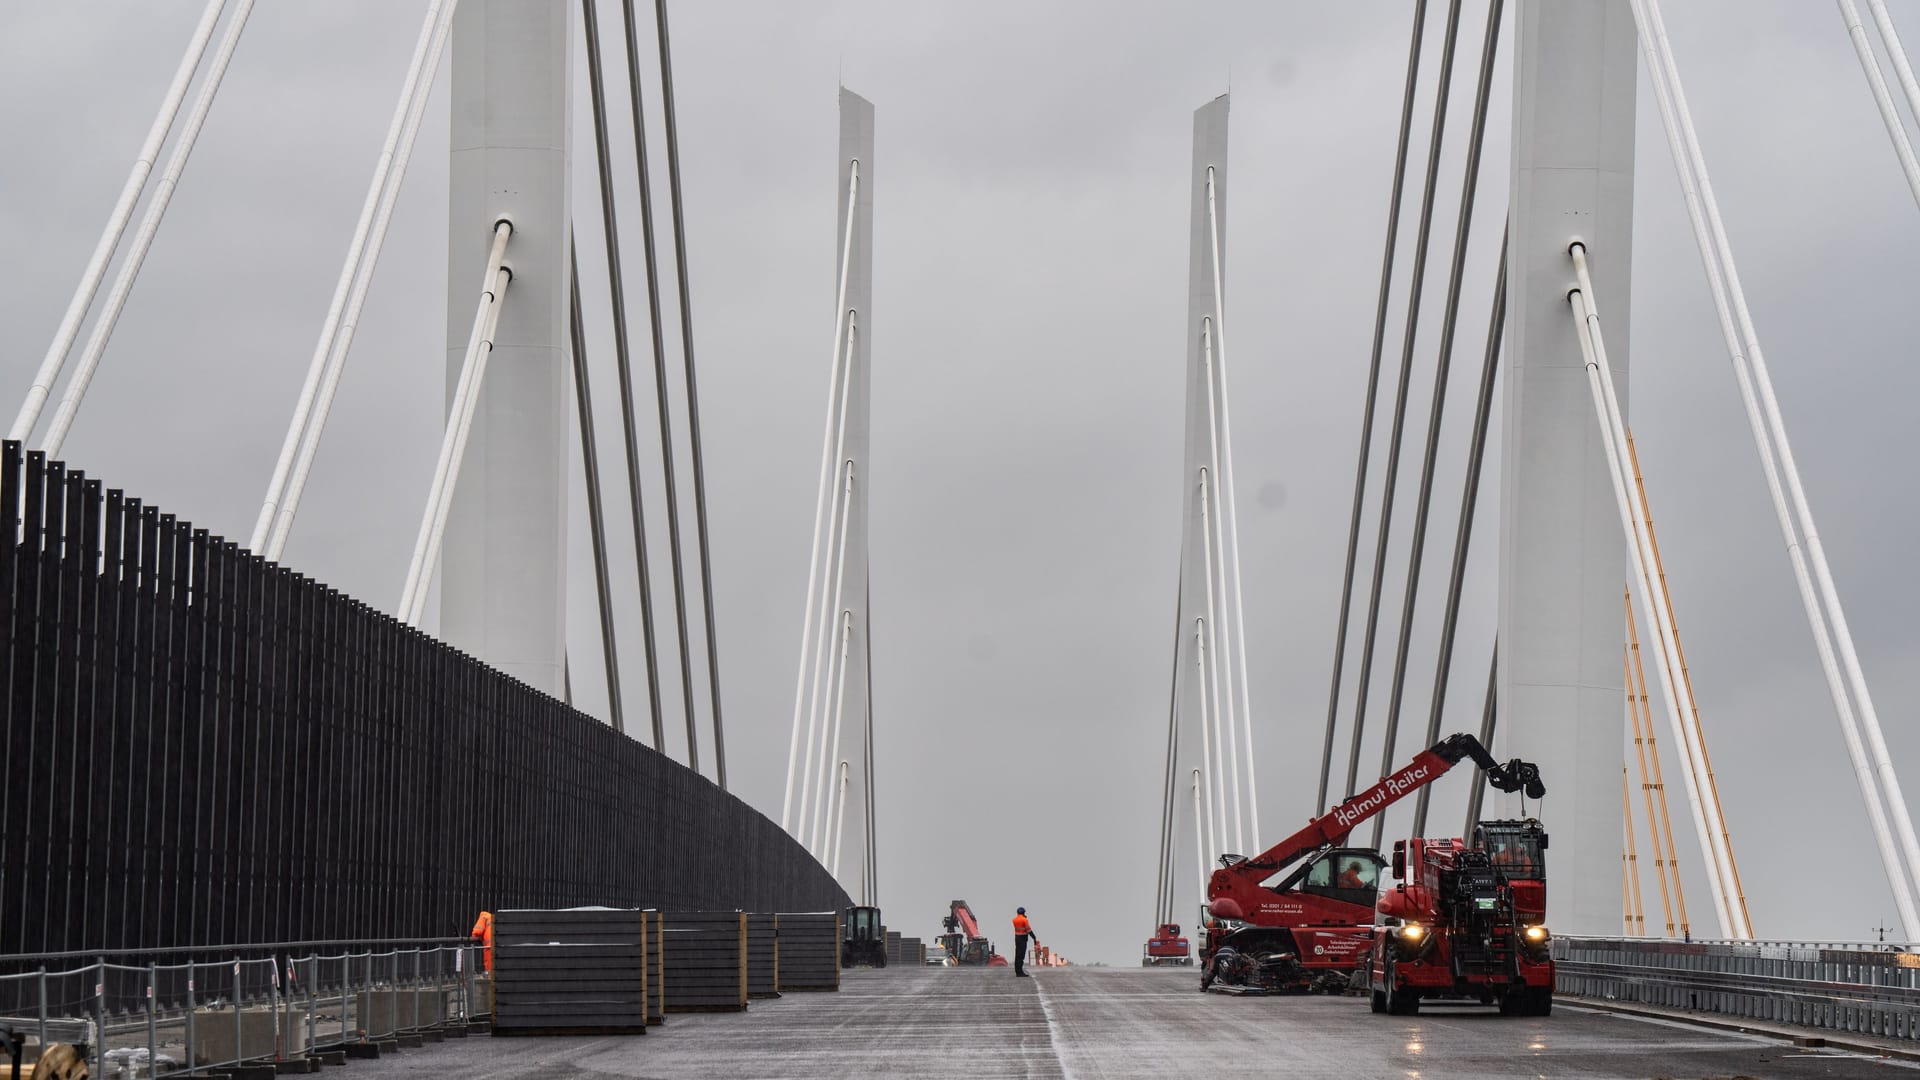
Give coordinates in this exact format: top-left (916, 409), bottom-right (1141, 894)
top-left (1557, 936), bottom-right (1920, 1040)
top-left (0, 938), bottom-right (482, 1078)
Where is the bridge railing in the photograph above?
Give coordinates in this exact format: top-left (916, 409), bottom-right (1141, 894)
top-left (0, 936), bottom-right (480, 1077)
top-left (1556, 935), bottom-right (1920, 1041)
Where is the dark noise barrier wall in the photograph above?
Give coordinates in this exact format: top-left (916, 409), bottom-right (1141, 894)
top-left (0, 443), bottom-right (848, 957)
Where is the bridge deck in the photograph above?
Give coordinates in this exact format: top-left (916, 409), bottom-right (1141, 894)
top-left (364, 968), bottom-right (1910, 1078)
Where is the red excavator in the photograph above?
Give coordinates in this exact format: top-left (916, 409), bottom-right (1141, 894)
top-left (1367, 818), bottom-right (1555, 1016)
top-left (940, 900), bottom-right (997, 966)
top-left (1199, 732), bottom-right (1544, 994)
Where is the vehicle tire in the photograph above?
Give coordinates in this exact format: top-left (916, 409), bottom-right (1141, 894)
top-left (876, 954), bottom-right (887, 968)
top-left (1142, 958), bottom-right (1151, 968)
top-left (1530, 988), bottom-right (1553, 1017)
top-left (1370, 989), bottom-right (1387, 1014)
top-left (1383, 958), bottom-right (1419, 1016)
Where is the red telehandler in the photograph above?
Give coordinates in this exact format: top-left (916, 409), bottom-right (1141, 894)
top-left (1366, 818), bottom-right (1555, 1016)
top-left (940, 900), bottom-right (999, 966)
top-left (1199, 732), bottom-right (1544, 994)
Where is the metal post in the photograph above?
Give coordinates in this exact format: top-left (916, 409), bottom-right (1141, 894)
top-left (306, 957), bottom-right (316, 1055)
top-left (36, 967), bottom-right (45, 1052)
top-left (232, 957), bottom-right (242, 1068)
top-left (93, 960), bottom-right (104, 1078)
top-left (147, 963), bottom-right (158, 1076)
top-left (185, 964), bottom-right (196, 1071)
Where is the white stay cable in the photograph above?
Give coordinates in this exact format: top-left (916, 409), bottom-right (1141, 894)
top-left (12, 0), bottom-right (227, 444)
top-left (42, 1), bottom-right (256, 458)
top-left (1206, 167), bottom-right (1260, 851)
top-left (403, 263), bottom-right (510, 622)
top-left (1190, 618), bottom-right (1221, 860)
top-left (1199, 338), bottom-right (1244, 858)
top-left (254, 0), bottom-right (456, 556)
top-left (1836, 0), bottom-right (1920, 212)
top-left (1567, 288), bottom-right (1736, 941)
top-left (783, 162), bottom-right (860, 832)
top-left (1198, 478), bottom-right (1234, 853)
top-left (396, 221), bottom-right (511, 620)
top-left (828, 760), bottom-right (851, 877)
top-left (1571, 249), bottom-right (1747, 937)
top-left (1635, 0), bottom-right (1920, 911)
top-left (1868, 0), bottom-right (1920, 139)
top-left (813, 611), bottom-right (854, 856)
top-left (797, 459), bottom-right (855, 847)
top-left (1191, 769), bottom-right (1209, 899)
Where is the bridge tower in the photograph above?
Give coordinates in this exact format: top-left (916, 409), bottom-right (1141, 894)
top-left (1499, 0), bottom-right (1637, 934)
top-left (443, 0), bottom-right (573, 696)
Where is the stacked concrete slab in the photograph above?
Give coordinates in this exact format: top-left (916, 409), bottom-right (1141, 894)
top-left (645, 910), bottom-right (664, 1026)
top-left (776, 912), bottom-right (841, 991)
top-left (747, 914), bottom-right (780, 999)
top-left (901, 937), bottom-right (924, 964)
top-left (492, 908), bottom-right (648, 1036)
top-left (663, 911), bottom-right (748, 1013)
top-left (886, 930), bottom-right (903, 965)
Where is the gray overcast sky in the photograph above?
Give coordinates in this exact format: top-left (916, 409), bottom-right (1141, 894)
top-left (5, 1), bottom-right (1920, 963)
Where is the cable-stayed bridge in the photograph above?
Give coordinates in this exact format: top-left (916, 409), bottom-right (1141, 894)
top-left (9, 0), bottom-right (1920, 1074)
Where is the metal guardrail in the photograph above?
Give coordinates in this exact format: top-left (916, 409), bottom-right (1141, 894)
top-left (0, 939), bottom-right (484, 1078)
top-left (1556, 936), bottom-right (1920, 1041)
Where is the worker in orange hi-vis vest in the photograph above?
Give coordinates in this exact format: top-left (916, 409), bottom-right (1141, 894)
top-left (1012, 907), bottom-right (1039, 977)
top-left (470, 911), bottom-right (495, 974)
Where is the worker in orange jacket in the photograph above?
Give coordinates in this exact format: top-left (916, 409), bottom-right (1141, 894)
top-left (1012, 907), bottom-right (1039, 977)
top-left (470, 910), bottom-right (495, 974)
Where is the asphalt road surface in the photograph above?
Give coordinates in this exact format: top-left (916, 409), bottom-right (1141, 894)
top-left (347, 966), bottom-right (1920, 1078)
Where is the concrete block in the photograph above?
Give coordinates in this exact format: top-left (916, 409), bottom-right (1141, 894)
top-left (191, 1005), bottom-right (309, 1066)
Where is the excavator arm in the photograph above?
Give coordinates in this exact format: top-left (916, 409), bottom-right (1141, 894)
top-left (1216, 733), bottom-right (1543, 883)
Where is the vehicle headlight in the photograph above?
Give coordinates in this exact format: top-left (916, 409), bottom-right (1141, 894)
top-left (1524, 925), bottom-right (1549, 943)
top-left (1397, 923), bottom-right (1426, 942)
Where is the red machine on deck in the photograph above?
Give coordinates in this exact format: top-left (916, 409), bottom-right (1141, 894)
top-left (1199, 733), bottom-right (1544, 994)
top-left (940, 900), bottom-right (999, 966)
top-left (1367, 818), bottom-right (1555, 1016)
top-left (1141, 923), bottom-right (1191, 966)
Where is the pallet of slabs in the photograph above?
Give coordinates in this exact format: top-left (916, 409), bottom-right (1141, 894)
top-left (663, 911), bottom-right (748, 1013)
top-left (901, 936), bottom-right (924, 964)
top-left (775, 911), bottom-right (841, 991)
top-left (644, 910), bottom-right (665, 1026)
top-left (492, 908), bottom-right (647, 1036)
top-left (886, 930), bottom-right (903, 965)
top-left (747, 913), bottom-right (781, 999)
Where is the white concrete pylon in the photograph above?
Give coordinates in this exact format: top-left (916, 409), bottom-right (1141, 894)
top-left (1499, 0), bottom-right (1635, 935)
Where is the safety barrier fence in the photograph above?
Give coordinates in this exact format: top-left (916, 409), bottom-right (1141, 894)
top-left (1556, 935), bottom-right (1920, 1041)
top-left (0, 441), bottom-right (847, 961)
top-left (0, 937), bottom-right (481, 1077)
